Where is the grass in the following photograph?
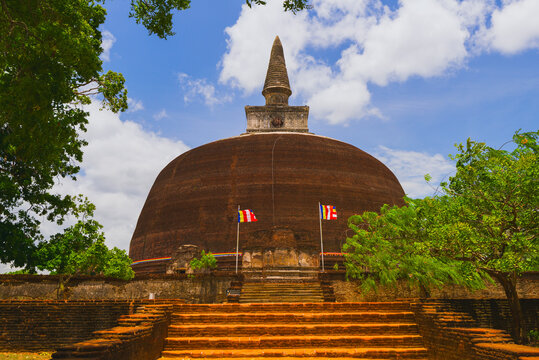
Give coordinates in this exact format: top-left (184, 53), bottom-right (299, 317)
top-left (0, 353), bottom-right (52, 360)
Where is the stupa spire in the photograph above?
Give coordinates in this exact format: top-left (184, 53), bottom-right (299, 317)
top-left (262, 36), bottom-right (292, 105)
top-left (244, 36), bottom-right (309, 133)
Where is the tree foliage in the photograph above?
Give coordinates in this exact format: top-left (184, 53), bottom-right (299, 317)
top-left (130, 0), bottom-right (190, 39)
top-left (0, 0), bottom-right (127, 269)
top-left (35, 198), bottom-right (134, 298)
top-left (189, 250), bottom-right (217, 273)
top-left (344, 202), bottom-right (487, 297)
top-left (1, 0), bottom-right (310, 271)
top-left (343, 130), bottom-right (538, 343)
top-left (246, 0), bottom-right (312, 14)
top-left (129, 0), bottom-right (311, 39)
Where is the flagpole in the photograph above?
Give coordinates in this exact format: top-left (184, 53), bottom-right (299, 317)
top-left (318, 202), bottom-right (325, 272)
top-left (236, 205), bottom-right (240, 274)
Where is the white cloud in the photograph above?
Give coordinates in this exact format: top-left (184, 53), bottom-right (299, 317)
top-left (480, 0), bottom-right (539, 54)
top-left (53, 101), bottom-right (189, 251)
top-left (220, 0), bottom-right (475, 124)
top-left (0, 263), bottom-right (14, 273)
top-left (307, 78), bottom-right (376, 124)
top-left (100, 30), bottom-right (116, 62)
top-left (340, 0), bottom-right (469, 86)
top-left (1, 102), bottom-right (187, 268)
top-left (153, 109), bottom-right (169, 120)
top-left (178, 73), bottom-right (231, 106)
top-left (220, 0), bottom-right (538, 125)
top-left (127, 98), bottom-right (144, 113)
top-left (374, 146), bottom-right (455, 198)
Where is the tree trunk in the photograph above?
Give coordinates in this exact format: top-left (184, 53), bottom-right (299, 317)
top-left (56, 274), bottom-right (72, 300)
top-left (57, 275), bottom-right (65, 300)
top-left (490, 271), bottom-right (525, 343)
top-left (419, 283), bottom-right (431, 299)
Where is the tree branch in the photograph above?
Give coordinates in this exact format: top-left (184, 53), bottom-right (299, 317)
top-left (1, 0), bottom-right (30, 37)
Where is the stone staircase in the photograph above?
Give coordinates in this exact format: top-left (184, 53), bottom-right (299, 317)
top-left (418, 301), bottom-right (477, 327)
top-left (158, 302), bottom-right (429, 359)
top-left (240, 282), bottom-right (326, 303)
top-left (242, 267), bottom-right (320, 282)
top-left (231, 268), bottom-right (335, 303)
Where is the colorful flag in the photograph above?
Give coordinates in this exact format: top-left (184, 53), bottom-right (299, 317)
top-left (320, 204), bottom-right (337, 220)
top-left (238, 209), bottom-right (258, 223)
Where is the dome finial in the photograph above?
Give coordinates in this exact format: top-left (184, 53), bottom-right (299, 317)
top-left (262, 36), bottom-right (292, 105)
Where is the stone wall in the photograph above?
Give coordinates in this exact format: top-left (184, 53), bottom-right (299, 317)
top-left (331, 272), bottom-right (538, 301)
top-left (0, 273), bottom-right (237, 303)
top-left (245, 105), bottom-right (309, 132)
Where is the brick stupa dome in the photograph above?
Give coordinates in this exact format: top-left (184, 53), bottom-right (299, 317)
top-left (129, 37), bottom-right (405, 273)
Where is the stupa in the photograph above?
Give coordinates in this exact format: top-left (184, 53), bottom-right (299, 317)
top-left (129, 36), bottom-right (405, 274)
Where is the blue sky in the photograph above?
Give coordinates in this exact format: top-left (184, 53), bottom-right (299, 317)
top-left (101, 0), bottom-right (538, 151)
top-left (6, 0), bottom-right (539, 268)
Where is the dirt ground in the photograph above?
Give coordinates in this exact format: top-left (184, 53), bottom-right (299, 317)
top-left (0, 353), bottom-right (52, 360)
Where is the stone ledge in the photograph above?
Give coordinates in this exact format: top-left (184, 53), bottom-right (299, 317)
top-left (475, 342), bottom-right (539, 356)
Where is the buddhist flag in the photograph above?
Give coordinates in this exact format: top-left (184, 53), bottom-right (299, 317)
top-left (320, 204), bottom-right (337, 220)
top-left (238, 209), bottom-right (258, 223)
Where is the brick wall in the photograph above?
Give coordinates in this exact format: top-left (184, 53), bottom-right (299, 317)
top-left (439, 299), bottom-right (539, 339)
top-left (0, 299), bottom-right (176, 352)
top-left (51, 303), bottom-right (174, 360)
top-left (330, 272), bottom-right (539, 338)
top-left (412, 301), bottom-right (539, 360)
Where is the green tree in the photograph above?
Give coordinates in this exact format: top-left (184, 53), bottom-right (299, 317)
top-left (36, 198), bottom-right (134, 299)
top-left (189, 250), bottom-right (217, 273)
top-left (1, 0), bottom-right (310, 271)
top-left (344, 201), bottom-right (487, 298)
top-left (343, 130), bottom-right (538, 343)
top-left (0, 0), bottom-right (127, 269)
top-left (129, 0), bottom-right (311, 39)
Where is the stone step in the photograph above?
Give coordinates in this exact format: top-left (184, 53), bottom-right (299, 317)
top-left (241, 286), bottom-right (322, 291)
top-left (172, 302), bottom-right (412, 313)
top-left (240, 293), bottom-right (323, 296)
top-left (239, 294), bottom-right (324, 297)
top-left (170, 311), bottom-right (415, 324)
top-left (246, 271), bottom-right (320, 274)
top-left (161, 302), bottom-right (426, 360)
top-left (242, 281), bottom-right (320, 285)
top-left (240, 292), bottom-right (323, 296)
top-left (241, 288), bottom-right (323, 295)
top-left (241, 287), bottom-right (323, 290)
top-left (167, 323), bottom-right (420, 337)
top-left (240, 292), bottom-right (323, 297)
top-left (244, 279), bottom-right (320, 283)
top-left (243, 268), bottom-right (319, 274)
top-left (238, 297), bottom-right (325, 300)
top-left (243, 273), bottom-right (319, 282)
top-left (160, 358), bottom-right (428, 360)
top-left (241, 283), bottom-right (320, 286)
top-left (239, 298), bottom-right (325, 303)
top-left (240, 281), bottom-right (325, 302)
top-left (244, 273), bottom-right (318, 284)
top-left (242, 290), bottom-right (322, 292)
top-left (160, 347), bottom-right (429, 359)
top-left (164, 334), bottom-right (425, 350)
top-left (239, 299), bottom-right (325, 304)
